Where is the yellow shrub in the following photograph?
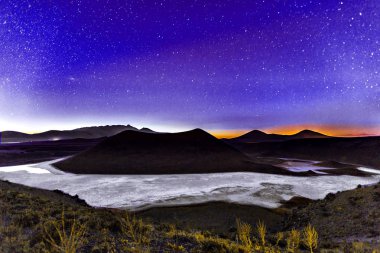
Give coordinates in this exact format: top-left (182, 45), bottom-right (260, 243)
top-left (236, 218), bottom-right (253, 251)
top-left (352, 242), bottom-right (365, 253)
top-left (43, 210), bottom-right (86, 253)
top-left (257, 220), bottom-right (266, 247)
top-left (194, 232), bottom-right (206, 242)
top-left (303, 224), bottom-right (318, 253)
top-left (119, 212), bottom-right (152, 253)
top-left (167, 242), bottom-right (186, 252)
top-left (166, 224), bottom-right (177, 238)
top-left (276, 232), bottom-right (284, 246)
top-left (287, 228), bottom-right (300, 253)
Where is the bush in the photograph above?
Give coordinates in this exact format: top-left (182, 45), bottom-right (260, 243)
top-left (43, 210), bottom-right (87, 253)
top-left (287, 228), bottom-right (300, 253)
top-left (236, 218), bottom-right (253, 251)
top-left (303, 224), bottom-right (318, 253)
top-left (119, 212), bottom-right (152, 253)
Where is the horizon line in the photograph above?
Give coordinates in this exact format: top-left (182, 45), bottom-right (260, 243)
top-left (1, 123), bottom-right (380, 139)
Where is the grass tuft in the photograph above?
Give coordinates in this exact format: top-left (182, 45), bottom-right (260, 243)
top-left (43, 209), bottom-right (86, 253)
top-left (303, 224), bottom-right (318, 253)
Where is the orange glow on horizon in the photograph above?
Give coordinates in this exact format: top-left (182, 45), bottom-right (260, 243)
top-left (264, 124), bottom-right (380, 137)
top-left (211, 124), bottom-right (380, 139)
top-left (210, 130), bottom-right (250, 139)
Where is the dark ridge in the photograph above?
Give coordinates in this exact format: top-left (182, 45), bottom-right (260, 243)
top-left (279, 196), bottom-right (313, 209)
top-left (284, 182), bottom-right (380, 243)
top-left (54, 128), bottom-right (283, 174)
top-left (313, 160), bottom-right (357, 169)
top-left (229, 129), bottom-right (330, 143)
top-left (0, 138), bottom-right (103, 167)
top-left (137, 201), bottom-right (283, 234)
top-left (139, 127), bottom-right (155, 133)
top-left (234, 136), bottom-right (380, 170)
top-left (0, 180), bottom-right (89, 207)
top-left (0, 125), bottom-right (147, 143)
top-left (51, 189), bottom-right (89, 206)
top-left (239, 130), bottom-right (268, 138)
top-left (293, 129), bottom-right (328, 138)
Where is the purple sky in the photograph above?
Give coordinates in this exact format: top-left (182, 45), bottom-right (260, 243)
top-left (0, 0), bottom-right (379, 134)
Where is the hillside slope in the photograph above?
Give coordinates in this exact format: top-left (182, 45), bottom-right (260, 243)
top-left (285, 182), bottom-right (380, 246)
top-left (54, 129), bottom-right (287, 174)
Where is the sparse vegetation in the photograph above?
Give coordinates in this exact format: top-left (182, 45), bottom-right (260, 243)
top-left (276, 232), bottom-right (284, 247)
top-left (0, 180), bottom-right (379, 252)
top-left (236, 218), bottom-right (253, 251)
top-left (256, 220), bottom-right (266, 248)
top-left (303, 224), bottom-right (318, 253)
top-left (119, 213), bottom-right (152, 253)
top-left (287, 228), bottom-right (301, 253)
top-left (43, 210), bottom-right (87, 253)
top-left (285, 182), bottom-right (380, 248)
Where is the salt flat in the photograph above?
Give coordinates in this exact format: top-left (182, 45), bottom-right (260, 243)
top-left (0, 158), bottom-right (379, 210)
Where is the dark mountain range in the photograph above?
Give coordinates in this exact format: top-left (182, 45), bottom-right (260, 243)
top-left (54, 128), bottom-right (289, 174)
top-left (228, 129), bottom-right (329, 143)
top-left (233, 136), bottom-right (380, 170)
top-left (0, 125), bottom-right (153, 143)
top-left (0, 138), bottom-right (103, 167)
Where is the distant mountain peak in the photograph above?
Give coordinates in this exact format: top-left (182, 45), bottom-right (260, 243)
top-left (183, 129), bottom-right (220, 140)
top-left (229, 128), bottom-right (329, 143)
top-left (75, 124), bottom-right (130, 130)
top-left (230, 129), bottom-right (269, 142)
top-left (188, 128), bottom-right (209, 134)
top-left (296, 129), bottom-right (317, 133)
top-left (246, 129), bottom-right (267, 135)
top-left (139, 127), bottom-right (155, 133)
top-left (293, 129), bottom-right (327, 137)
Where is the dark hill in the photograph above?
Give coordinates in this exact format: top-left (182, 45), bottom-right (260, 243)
top-left (0, 138), bottom-right (102, 167)
top-left (73, 125), bottom-right (138, 137)
top-left (0, 125), bottom-right (144, 143)
top-left (1, 131), bottom-right (30, 139)
top-left (292, 129), bottom-right (328, 138)
top-left (234, 136), bottom-right (380, 170)
top-left (285, 182), bottom-right (380, 244)
top-left (54, 129), bottom-right (286, 174)
top-left (139, 127), bottom-right (156, 133)
top-left (231, 130), bottom-right (286, 143)
top-left (229, 129), bottom-right (329, 143)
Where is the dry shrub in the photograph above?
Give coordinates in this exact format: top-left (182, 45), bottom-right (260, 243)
top-left (236, 218), bottom-right (253, 251)
top-left (303, 224), bottom-right (318, 253)
top-left (43, 210), bottom-right (86, 253)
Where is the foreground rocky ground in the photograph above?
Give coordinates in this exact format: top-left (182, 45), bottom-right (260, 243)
top-left (284, 182), bottom-right (380, 248)
top-left (0, 179), bottom-right (379, 252)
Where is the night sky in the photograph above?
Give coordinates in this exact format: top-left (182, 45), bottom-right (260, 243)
top-left (0, 0), bottom-right (379, 136)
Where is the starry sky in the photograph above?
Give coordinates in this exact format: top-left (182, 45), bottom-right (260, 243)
top-left (0, 0), bottom-right (379, 136)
